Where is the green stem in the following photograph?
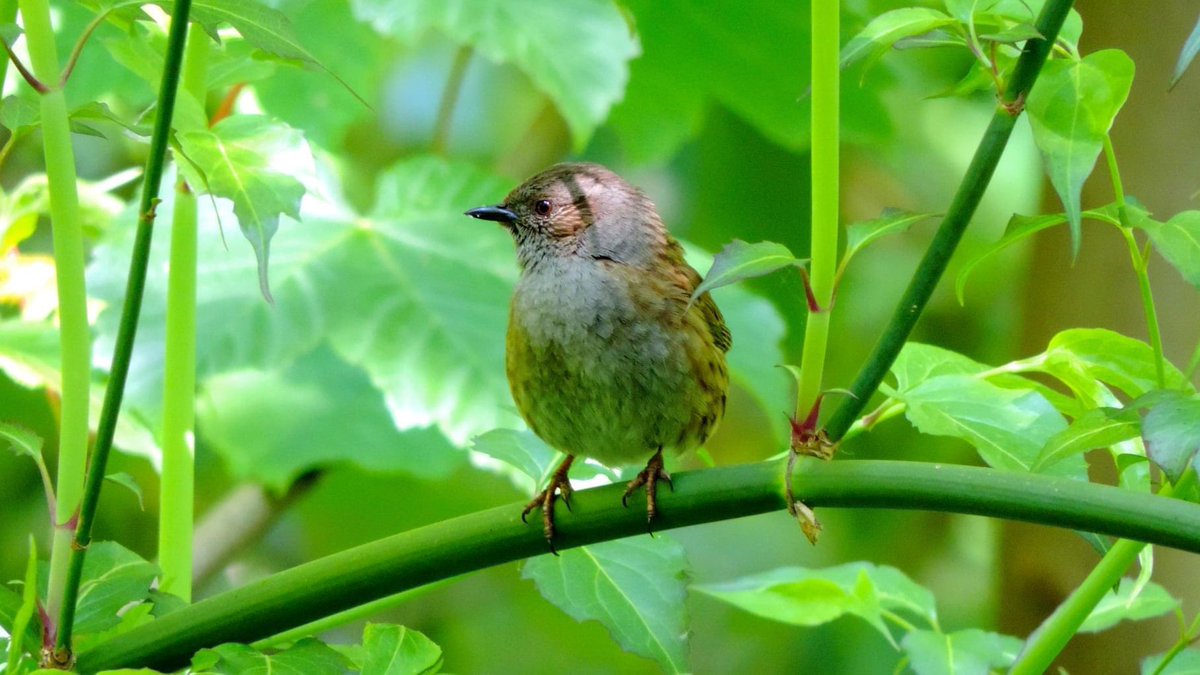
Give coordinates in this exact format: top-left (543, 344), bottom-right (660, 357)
top-left (157, 22), bottom-right (208, 604)
top-left (1104, 135), bottom-right (1166, 389)
top-left (18, 0), bottom-right (92, 628)
top-left (431, 45), bottom-right (471, 156)
top-left (795, 0), bottom-right (838, 419)
top-left (1010, 471), bottom-right (1196, 674)
top-left (78, 458), bottom-right (1200, 672)
top-left (0, 0), bottom-right (18, 88)
top-left (824, 0), bottom-right (1074, 442)
top-left (56, 0), bottom-right (194, 656)
top-left (1150, 612), bottom-right (1200, 675)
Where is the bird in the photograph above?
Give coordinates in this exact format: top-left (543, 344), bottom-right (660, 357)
top-left (466, 162), bottom-right (731, 548)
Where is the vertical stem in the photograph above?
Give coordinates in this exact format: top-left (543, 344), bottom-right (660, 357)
top-left (158, 23), bottom-right (209, 603)
top-left (1104, 135), bottom-right (1166, 389)
top-left (18, 0), bottom-right (91, 626)
top-left (0, 0), bottom-right (18, 88)
top-left (795, 0), bottom-right (839, 419)
top-left (1010, 472), bottom-right (1195, 674)
top-left (431, 45), bottom-right (471, 156)
top-left (55, 0), bottom-right (194, 658)
top-left (823, 0), bottom-right (1074, 441)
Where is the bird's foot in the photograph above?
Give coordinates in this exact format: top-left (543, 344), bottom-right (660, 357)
top-left (522, 455), bottom-right (575, 554)
top-left (622, 448), bottom-right (673, 530)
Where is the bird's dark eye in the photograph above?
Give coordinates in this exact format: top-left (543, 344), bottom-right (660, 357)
top-left (534, 199), bottom-right (551, 216)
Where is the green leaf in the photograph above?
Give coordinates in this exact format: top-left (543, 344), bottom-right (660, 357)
top-left (1142, 390), bottom-right (1200, 484)
top-left (955, 204), bottom-right (1120, 302)
top-left (1171, 14), bottom-right (1200, 88)
top-left (888, 343), bottom-right (990, 396)
top-left (979, 23), bottom-right (1043, 44)
top-left (73, 542), bottom-right (159, 637)
top-left (1041, 329), bottom-right (1190, 401)
top-left (1130, 210), bottom-right (1200, 290)
top-left (901, 628), bottom-right (1023, 675)
top-left (176, 114), bottom-right (308, 302)
top-left (523, 535), bottom-right (690, 672)
top-left (104, 472), bottom-right (145, 510)
top-left (0, 582), bottom-right (41, 664)
top-left (694, 563), bottom-right (937, 646)
top-left (3, 538), bottom-right (40, 672)
top-left (898, 374), bottom-right (1082, 477)
top-left (844, 209), bottom-right (938, 263)
top-left (1143, 648), bottom-right (1200, 675)
top-left (840, 8), bottom-right (957, 73)
top-left (1025, 50), bottom-right (1135, 257)
top-left (0, 95), bottom-right (40, 135)
top-left (1033, 406), bottom-right (1140, 472)
top-left (1078, 578), bottom-right (1178, 633)
top-left (691, 240), bottom-right (805, 301)
top-left (360, 623), bottom-right (443, 675)
top-left (192, 638), bottom-right (351, 675)
top-left (353, 0), bottom-right (637, 151)
top-left (197, 347), bottom-right (463, 492)
top-left (470, 428), bottom-right (615, 493)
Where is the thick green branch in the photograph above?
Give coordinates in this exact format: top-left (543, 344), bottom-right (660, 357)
top-left (824, 0), bottom-right (1075, 440)
top-left (78, 458), bottom-right (1200, 673)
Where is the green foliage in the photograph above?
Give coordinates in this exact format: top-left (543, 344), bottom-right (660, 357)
top-left (1131, 210), bottom-right (1200, 290)
top-left (355, 624), bottom-right (443, 675)
top-left (690, 240), bottom-right (806, 300)
top-left (900, 628), bottom-right (1022, 675)
top-left (523, 536), bottom-right (691, 672)
top-left (192, 638), bottom-right (351, 674)
top-left (1078, 578), bottom-right (1178, 633)
top-left (1172, 14), bottom-right (1200, 88)
top-left (1142, 391), bottom-right (1200, 484)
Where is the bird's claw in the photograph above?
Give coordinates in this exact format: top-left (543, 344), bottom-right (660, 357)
top-left (622, 448), bottom-right (671, 530)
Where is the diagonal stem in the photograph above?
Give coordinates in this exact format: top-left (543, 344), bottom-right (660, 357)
top-left (823, 0), bottom-right (1076, 441)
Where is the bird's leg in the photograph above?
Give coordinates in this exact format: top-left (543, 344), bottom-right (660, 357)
top-left (522, 454), bottom-right (576, 551)
top-left (622, 447), bottom-right (672, 527)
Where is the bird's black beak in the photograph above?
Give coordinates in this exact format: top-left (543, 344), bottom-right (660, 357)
top-left (465, 205), bottom-right (517, 224)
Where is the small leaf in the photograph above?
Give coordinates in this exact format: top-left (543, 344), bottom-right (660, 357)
top-left (0, 95), bottom-right (40, 135)
top-left (1025, 50), bottom-right (1135, 258)
top-left (192, 638), bottom-right (351, 674)
top-left (3, 538), bottom-right (40, 671)
top-left (1142, 648), bottom-right (1200, 675)
top-left (1130, 210), bottom-right (1200, 290)
top-left (1033, 406), bottom-right (1140, 471)
top-left (360, 623), bottom-right (443, 675)
top-left (841, 8), bottom-right (957, 73)
top-left (523, 535), bottom-right (690, 672)
top-left (1141, 390), bottom-right (1200, 484)
top-left (1041, 329), bottom-right (1190, 401)
top-left (691, 240), bottom-right (805, 301)
top-left (956, 204), bottom-right (1120, 302)
top-left (1171, 14), bottom-right (1200, 88)
top-left (843, 209), bottom-right (938, 262)
top-left (104, 472), bottom-right (145, 510)
top-left (694, 563), bottom-right (937, 644)
top-left (0, 422), bottom-right (53, 513)
top-left (902, 628), bottom-right (1023, 675)
top-left (176, 115), bottom-right (308, 302)
top-left (1079, 578), bottom-right (1179, 633)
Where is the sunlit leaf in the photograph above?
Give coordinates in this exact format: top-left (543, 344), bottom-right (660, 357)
top-left (1141, 390), bottom-right (1200, 484)
top-left (1041, 329), bottom-right (1190, 401)
top-left (1033, 406), bottom-right (1140, 472)
top-left (176, 114), bottom-right (308, 302)
top-left (198, 347), bottom-right (463, 492)
top-left (898, 374), bottom-right (1084, 478)
top-left (1130, 210), bottom-right (1200, 290)
top-left (902, 628), bottom-right (1023, 675)
top-left (1025, 50), bottom-right (1135, 258)
top-left (104, 472), bottom-right (145, 510)
top-left (353, 0), bottom-right (637, 150)
top-left (524, 536), bottom-right (690, 672)
top-left (359, 623), bottom-right (443, 675)
top-left (695, 563), bottom-right (938, 647)
top-left (1171, 14), bottom-right (1200, 88)
top-left (1078, 578), bottom-right (1178, 634)
top-left (841, 8), bottom-right (957, 73)
top-left (192, 638), bottom-right (350, 675)
top-left (691, 240), bottom-right (805, 301)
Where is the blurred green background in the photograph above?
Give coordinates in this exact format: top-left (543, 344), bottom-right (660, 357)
top-left (2, 0), bottom-right (1199, 672)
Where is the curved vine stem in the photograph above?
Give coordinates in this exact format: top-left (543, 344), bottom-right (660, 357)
top-left (78, 458), bottom-right (1200, 673)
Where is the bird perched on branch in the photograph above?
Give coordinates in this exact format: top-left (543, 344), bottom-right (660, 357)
top-left (466, 163), bottom-right (730, 548)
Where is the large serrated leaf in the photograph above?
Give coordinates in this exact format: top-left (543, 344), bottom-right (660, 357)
top-left (176, 114), bottom-right (308, 302)
top-left (523, 536), bottom-right (690, 672)
top-left (353, 0), bottom-right (637, 151)
top-left (192, 638), bottom-right (350, 674)
top-left (1025, 50), bottom-right (1135, 258)
top-left (1040, 329), bottom-right (1190, 401)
